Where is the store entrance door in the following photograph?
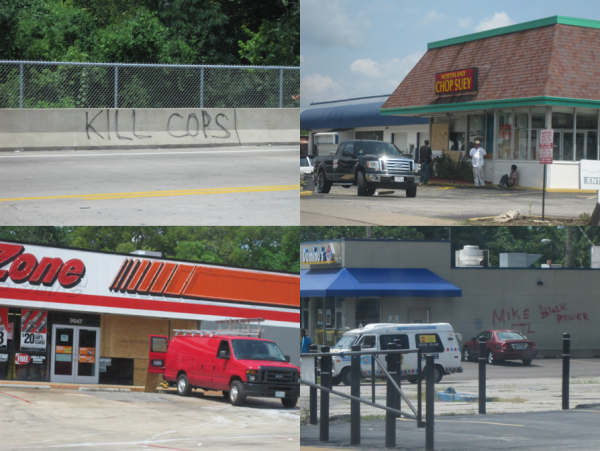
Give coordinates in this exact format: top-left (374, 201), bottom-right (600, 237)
top-left (50, 325), bottom-right (100, 384)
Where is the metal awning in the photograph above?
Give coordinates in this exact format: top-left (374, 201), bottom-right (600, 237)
top-left (300, 268), bottom-right (462, 297)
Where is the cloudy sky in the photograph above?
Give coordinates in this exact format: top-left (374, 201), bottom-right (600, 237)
top-left (300, 0), bottom-right (600, 110)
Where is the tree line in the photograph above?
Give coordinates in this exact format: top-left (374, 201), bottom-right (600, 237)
top-left (0, 226), bottom-right (300, 273)
top-left (0, 0), bottom-right (299, 66)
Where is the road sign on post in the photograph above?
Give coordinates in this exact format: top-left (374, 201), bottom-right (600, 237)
top-left (540, 129), bottom-right (554, 220)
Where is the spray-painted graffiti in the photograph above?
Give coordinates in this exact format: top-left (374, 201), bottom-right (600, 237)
top-left (85, 109), bottom-right (230, 140)
top-left (492, 303), bottom-right (590, 332)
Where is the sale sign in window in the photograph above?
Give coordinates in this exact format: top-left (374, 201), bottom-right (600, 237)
top-left (20, 310), bottom-right (47, 351)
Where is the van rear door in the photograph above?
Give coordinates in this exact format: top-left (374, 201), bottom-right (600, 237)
top-left (148, 335), bottom-right (169, 374)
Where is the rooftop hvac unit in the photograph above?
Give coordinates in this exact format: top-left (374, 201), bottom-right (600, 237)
top-left (499, 253), bottom-right (543, 268)
top-left (456, 245), bottom-right (485, 267)
top-left (592, 246), bottom-right (600, 268)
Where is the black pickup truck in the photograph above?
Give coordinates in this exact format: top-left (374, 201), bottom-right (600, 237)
top-left (313, 140), bottom-right (419, 197)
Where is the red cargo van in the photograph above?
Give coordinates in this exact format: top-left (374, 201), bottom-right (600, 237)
top-left (148, 326), bottom-right (299, 408)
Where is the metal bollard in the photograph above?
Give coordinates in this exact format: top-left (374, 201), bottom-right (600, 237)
top-left (309, 344), bottom-right (318, 425)
top-left (396, 350), bottom-right (402, 418)
top-left (371, 351), bottom-right (376, 403)
top-left (563, 333), bottom-right (570, 410)
top-left (425, 355), bottom-right (434, 451)
top-left (385, 343), bottom-right (398, 448)
top-left (417, 348), bottom-right (424, 428)
top-left (320, 346), bottom-right (331, 441)
top-left (350, 345), bottom-right (361, 445)
top-left (479, 339), bottom-right (487, 415)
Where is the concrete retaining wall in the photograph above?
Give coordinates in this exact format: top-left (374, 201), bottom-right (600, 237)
top-left (0, 108), bottom-right (299, 150)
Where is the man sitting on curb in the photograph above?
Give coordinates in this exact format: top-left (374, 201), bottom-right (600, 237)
top-left (498, 165), bottom-right (519, 189)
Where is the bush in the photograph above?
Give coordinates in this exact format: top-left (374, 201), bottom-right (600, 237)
top-left (432, 152), bottom-right (474, 182)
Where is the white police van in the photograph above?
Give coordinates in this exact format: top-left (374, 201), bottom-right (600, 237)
top-left (330, 323), bottom-right (462, 385)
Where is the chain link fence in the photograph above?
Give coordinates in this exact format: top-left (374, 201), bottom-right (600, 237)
top-left (0, 61), bottom-right (300, 109)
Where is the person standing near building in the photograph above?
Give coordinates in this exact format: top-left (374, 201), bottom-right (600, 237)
top-left (419, 139), bottom-right (432, 185)
top-left (469, 140), bottom-right (487, 187)
top-left (301, 329), bottom-right (312, 353)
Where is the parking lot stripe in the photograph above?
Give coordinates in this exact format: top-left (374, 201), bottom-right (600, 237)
top-left (436, 419), bottom-right (524, 427)
top-left (0, 391), bottom-right (33, 403)
top-left (137, 444), bottom-right (195, 451)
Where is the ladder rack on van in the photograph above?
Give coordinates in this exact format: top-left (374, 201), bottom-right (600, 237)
top-left (173, 318), bottom-right (265, 338)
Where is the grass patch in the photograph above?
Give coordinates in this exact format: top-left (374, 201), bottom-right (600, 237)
top-left (571, 378), bottom-right (600, 385)
top-left (492, 396), bottom-right (528, 403)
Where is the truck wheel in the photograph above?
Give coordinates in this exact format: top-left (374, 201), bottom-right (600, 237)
top-left (341, 368), bottom-right (353, 386)
top-left (316, 170), bottom-right (332, 194)
top-left (177, 374), bottom-right (192, 396)
top-left (406, 186), bottom-right (417, 198)
top-left (281, 397), bottom-right (298, 408)
top-left (229, 380), bottom-right (246, 406)
top-left (357, 171), bottom-right (369, 196)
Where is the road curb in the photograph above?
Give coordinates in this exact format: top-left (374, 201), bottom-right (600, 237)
top-left (0, 384), bottom-right (50, 390)
top-left (79, 387), bottom-right (131, 392)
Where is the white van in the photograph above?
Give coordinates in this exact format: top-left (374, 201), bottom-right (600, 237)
top-left (330, 323), bottom-right (462, 385)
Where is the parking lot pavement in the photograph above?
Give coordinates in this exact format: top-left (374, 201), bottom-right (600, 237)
top-left (0, 387), bottom-right (299, 451)
top-left (301, 409), bottom-right (600, 451)
top-left (301, 185), bottom-right (598, 225)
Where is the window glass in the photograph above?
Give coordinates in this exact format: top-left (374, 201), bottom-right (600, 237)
top-left (379, 334), bottom-right (410, 350)
top-left (415, 333), bottom-right (444, 353)
top-left (355, 131), bottom-right (384, 141)
top-left (345, 142), bottom-right (355, 156)
top-left (357, 335), bottom-right (376, 348)
top-left (333, 335), bottom-right (358, 350)
top-left (232, 339), bottom-right (286, 362)
top-left (335, 143), bottom-right (347, 157)
top-left (355, 298), bottom-right (380, 328)
top-left (449, 116), bottom-right (467, 151)
top-left (496, 332), bottom-right (526, 341)
top-left (497, 112), bottom-right (512, 160)
top-left (469, 115), bottom-right (486, 151)
top-left (513, 113), bottom-right (528, 160)
top-left (300, 158), bottom-right (309, 167)
top-left (355, 142), bottom-right (402, 157)
top-left (587, 132), bottom-right (598, 160)
top-left (577, 115), bottom-right (598, 161)
top-left (552, 112), bottom-right (574, 129)
top-left (151, 336), bottom-right (168, 353)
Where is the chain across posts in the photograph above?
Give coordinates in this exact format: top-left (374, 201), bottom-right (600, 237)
top-left (563, 333), bottom-right (570, 410)
top-left (479, 339), bottom-right (487, 415)
top-left (425, 355), bottom-right (435, 451)
top-left (385, 343), bottom-right (398, 448)
top-left (309, 344), bottom-right (318, 425)
top-left (320, 346), bottom-right (331, 442)
top-left (350, 345), bottom-right (361, 445)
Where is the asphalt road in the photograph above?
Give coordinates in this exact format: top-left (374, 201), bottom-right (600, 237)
top-left (0, 387), bottom-right (299, 451)
top-left (0, 146), bottom-right (298, 225)
top-left (301, 184), bottom-right (598, 225)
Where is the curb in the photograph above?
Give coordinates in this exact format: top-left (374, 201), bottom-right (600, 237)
top-left (426, 180), bottom-right (596, 193)
top-left (0, 384), bottom-right (50, 390)
top-left (79, 387), bottom-right (131, 392)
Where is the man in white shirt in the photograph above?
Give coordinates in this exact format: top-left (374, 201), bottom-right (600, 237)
top-left (469, 140), bottom-right (486, 187)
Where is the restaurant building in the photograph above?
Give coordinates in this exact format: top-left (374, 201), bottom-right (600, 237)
top-left (0, 241), bottom-right (299, 385)
top-left (300, 239), bottom-right (600, 356)
top-left (380, 16), bottom-right (600, 189)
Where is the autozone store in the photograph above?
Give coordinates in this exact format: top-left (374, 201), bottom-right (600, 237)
top-left (380, 16), bottom-right (600, 189)
top-left (0, 241), bottom-right (299, 386)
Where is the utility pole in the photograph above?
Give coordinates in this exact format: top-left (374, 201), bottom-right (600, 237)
top-left (566, 226), bottom-right (573, 268)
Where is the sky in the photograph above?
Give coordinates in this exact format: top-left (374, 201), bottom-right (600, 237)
top-left (300, 0), bottom-right (600, 111)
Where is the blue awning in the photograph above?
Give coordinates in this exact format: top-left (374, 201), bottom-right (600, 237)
top-left (300, 101), bottom-right (429, 130)
top-left (300, 268), bottom-right (461, 297)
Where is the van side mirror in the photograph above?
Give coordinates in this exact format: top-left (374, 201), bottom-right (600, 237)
top-left (218, 350), bottom-right (230, 359)
top-left (285, 355), bottom-right (290, 362)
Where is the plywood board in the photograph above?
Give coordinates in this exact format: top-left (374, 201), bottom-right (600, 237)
top-left (431, 122), bottom-right (449, 151)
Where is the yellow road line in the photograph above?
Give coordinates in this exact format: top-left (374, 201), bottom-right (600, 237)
top-left (0, 185), bottom-right (299, 202)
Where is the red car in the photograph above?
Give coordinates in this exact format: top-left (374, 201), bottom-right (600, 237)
top-left (462, 330), bottom-right (537, 365)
